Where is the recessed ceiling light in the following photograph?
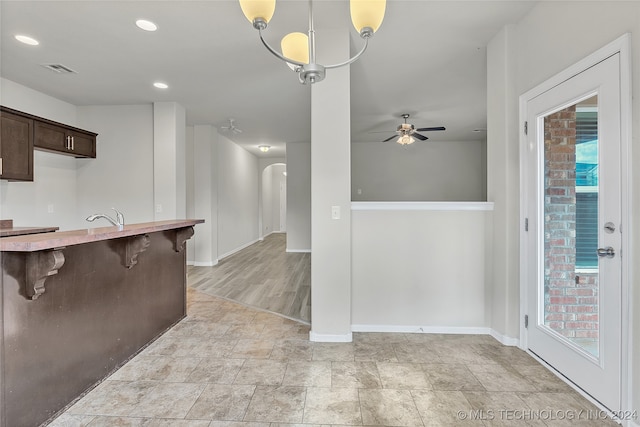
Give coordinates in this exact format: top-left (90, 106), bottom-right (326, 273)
top-left (153, 82), bottom-right (168, 89)
top-left (15, 35), bottom-right (39, 46)
top-left (136, 19), bottom-right (158, 32)
top-left (259, 145), bottom-right (271, 152)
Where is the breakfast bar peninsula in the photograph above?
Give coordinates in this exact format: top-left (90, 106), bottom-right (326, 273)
top-left (0, 219), bottom-right (203, 427)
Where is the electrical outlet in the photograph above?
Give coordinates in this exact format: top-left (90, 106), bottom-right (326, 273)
top-left (155, 204), bottom-right (163, 213)
top-left (47, 204), bottom-right (54, 213)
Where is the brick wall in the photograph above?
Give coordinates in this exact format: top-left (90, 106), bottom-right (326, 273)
top-left (543, 105), bottom-right (599, 349)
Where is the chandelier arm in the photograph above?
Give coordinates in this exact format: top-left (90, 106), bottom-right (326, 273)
top-left (258, 28), bottom-right (307, 67)
top-left (324, 37), bottom-right (369, 70)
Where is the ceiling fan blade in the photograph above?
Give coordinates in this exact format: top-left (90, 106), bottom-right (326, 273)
top-left (416, 126), bottom-right (446, 132)
top-left (382, 135), bottom-right (397, 142)
top-left (413, 133), bottom-right (428, 141)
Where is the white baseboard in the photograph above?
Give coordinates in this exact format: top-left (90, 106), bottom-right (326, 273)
top-left (186, 260), bottom-right (194, 266)
top-left (218, 238), bottom-right (259, 260)
top-left (193, 260), bottom-right (217, 267)
top-left (490, 329), bottom-right (520, 346)
top-left (286, 248), bottom-right (311, 253)
top-left (309, 331), bottom-right (353, 342)
top-left (351, 324), bottom-right (492, 335)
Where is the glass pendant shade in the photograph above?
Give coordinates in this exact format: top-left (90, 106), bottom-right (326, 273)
top-left (281, 32), bottom-right (309, 67)
top-left (350, 0), bottom-right (386, 34)
top-left (239, 0), bottom-right (276, 24)
top-left (397, 135), bottom-right (415, 145)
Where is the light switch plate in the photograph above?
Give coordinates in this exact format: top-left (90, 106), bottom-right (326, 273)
top-left (331, 205), bottom-right (340, 220)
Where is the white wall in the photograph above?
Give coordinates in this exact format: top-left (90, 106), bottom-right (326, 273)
top-left (76, 105), bottom-right (155, 225)
top-left (487, 0), bottom-right (640, 415)
top-left (287, 142), bottom-right (311, 252)
top-left (186, 126), bottom-right (196, 262)
top-left (217, 135), bottom-right (259, 258)
top-left (286, 142), bottom-right (311, 252)
top-left (258, 157), bottom-right (286, 240)
top-left (352, 204), bottom-right (493, 332)
top-left (153, 102), bottom-right (186, 220)
top-left (262, 165), bottom-right (273, 236)
top-left (189, 125), bottom-right (219, 266)
top-left (271, 164), bottom-right (286, 232)
top-left (277, 166), bottom-right (286, 232)
top-left (261, 163), bottom-right (286, 236)
top-left (0, 78), bottom-right (78, 230)
top-left (351, 140), bottom-right (486, 201)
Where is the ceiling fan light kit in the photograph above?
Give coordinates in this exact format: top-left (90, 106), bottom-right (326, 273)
top-left (239, 0), bottom-right (386, 84)
top-left (382, 114), bottom-right (446, 145)
top-left (397, 135), bottom-right (415, 146)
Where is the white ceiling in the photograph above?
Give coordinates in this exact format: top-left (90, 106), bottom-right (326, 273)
top-left (0, 1), bottom-right (536, 157)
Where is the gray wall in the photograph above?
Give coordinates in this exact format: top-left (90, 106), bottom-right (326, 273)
top-left (217, 135), bottom-right (259, 258)
top-left (351, 140), bottom-right (487, 201)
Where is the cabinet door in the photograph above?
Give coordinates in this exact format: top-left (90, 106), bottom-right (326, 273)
top-left (0, 111), bottom-right (34, 181)
top-left (68, 130), bottom-right (96, 158)
top-left (34, 121), bottom-right (68, 152)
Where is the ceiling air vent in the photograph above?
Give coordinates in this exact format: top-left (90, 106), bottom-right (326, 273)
top-left (41, 63), bottom-right (77, 74)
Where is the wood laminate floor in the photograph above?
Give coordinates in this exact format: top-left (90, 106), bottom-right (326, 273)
top-left (188, 233), bottom-right (311, 323)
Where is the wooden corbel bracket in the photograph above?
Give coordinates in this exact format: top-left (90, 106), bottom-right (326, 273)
top-left (125, 234), bottom-right (151, 268)
top-left (174, 226), bottom-right (194, 252)
top-left (25, 248), bottom-right (65, 300)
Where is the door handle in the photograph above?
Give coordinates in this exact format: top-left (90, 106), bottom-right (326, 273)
top-left (597, 247), bottom-right (615, 258)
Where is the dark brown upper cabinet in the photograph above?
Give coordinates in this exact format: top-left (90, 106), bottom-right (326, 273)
top-left (0, 109), bottom-right (34, 181)
top-left (34, 121), bottom-right (96, 158)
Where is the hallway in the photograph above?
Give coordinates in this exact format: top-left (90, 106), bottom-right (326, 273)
top-left (188, 233), bottom-right (311, 323)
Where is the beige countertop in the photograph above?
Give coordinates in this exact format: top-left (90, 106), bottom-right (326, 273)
top-left (0, 220), bottom-right (204, 252)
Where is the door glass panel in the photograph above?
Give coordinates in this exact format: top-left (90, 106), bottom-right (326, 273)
top-left (543, 95), bottom-right (599, 358)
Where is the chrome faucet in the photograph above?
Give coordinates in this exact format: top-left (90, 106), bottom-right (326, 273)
top-left (86, 208), bottom-right (125, 228)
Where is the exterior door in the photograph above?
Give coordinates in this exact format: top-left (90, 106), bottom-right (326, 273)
top-left (524, 53), bottom-right (621, 411)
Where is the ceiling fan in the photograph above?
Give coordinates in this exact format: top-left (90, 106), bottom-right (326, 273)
top-left (381, 114), bottom-right (445, 145)
top-left (221, 118), bottom-right (243, 134)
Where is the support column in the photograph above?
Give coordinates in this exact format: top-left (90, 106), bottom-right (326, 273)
top-left (310, 29), bottom-right (352, 342)
top-left (487, 25), bottom-right (520, 340)
top-left (153, 102), bottom-right (186, 220)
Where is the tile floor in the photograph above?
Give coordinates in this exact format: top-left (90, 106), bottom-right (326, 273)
top-left (49, 287), bottom-right (617, 427)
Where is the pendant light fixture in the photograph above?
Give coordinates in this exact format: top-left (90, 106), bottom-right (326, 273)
top-left (239, 0), bottom-right (386, 84)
